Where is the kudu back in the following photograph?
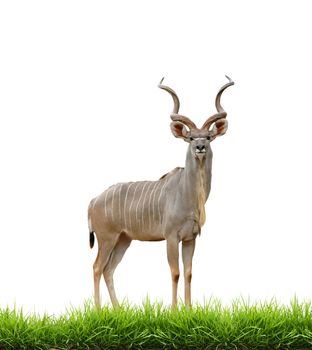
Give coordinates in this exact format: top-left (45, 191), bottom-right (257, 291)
top-left (88, 76), bottom-right (234, 308)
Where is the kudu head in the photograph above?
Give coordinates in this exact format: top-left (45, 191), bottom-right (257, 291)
top-left (159, 76), bottom-right (234, 160)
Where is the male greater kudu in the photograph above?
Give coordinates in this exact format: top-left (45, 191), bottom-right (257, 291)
top-left (88, 76), bottom-right (234, 308)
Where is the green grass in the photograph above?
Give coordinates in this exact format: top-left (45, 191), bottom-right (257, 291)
top-left (0, 298), bottom-right (311, 349)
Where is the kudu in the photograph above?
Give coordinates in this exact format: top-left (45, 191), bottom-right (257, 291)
top-left (88, 76), bottom-right (234, 308)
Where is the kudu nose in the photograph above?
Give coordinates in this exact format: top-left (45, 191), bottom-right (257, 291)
top-left (196, 144), bottom-right (205, 151)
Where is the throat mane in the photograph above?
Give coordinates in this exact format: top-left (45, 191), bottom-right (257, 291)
top-left (197, 165), bottom-right (206, 227)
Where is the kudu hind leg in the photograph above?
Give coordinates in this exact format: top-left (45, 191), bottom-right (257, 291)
top-left (93, 234), bottom-right (120, 308)
top-left (103, 233), bottom-right (132, 307)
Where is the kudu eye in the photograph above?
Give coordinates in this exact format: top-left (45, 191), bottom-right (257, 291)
top-left (190, 137), bottom-right (194, 141)
top-left (206, 136), bottom-right (211, 140)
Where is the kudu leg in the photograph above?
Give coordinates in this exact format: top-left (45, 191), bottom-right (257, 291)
top-left (166, 238), bottom-right (180, 309)
top-left (93, 234), bottom-right (119, 308)
top-left (103, 234), bottom-right (132, 307)
top-left (182, 239), bottom-right (196, 307)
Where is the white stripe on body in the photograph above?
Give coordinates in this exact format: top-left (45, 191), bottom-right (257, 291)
top-left (104, 187), bottom-right (110, 218)
top-left (135, 182), bottom-right (148, 232)
top-left (157, 178), bottom-right (168, 225)
top-left (123, 183), bottom-right (134, 231)
top-left (141, 182), bottom-right (153, 231)
top-left (111, 185), bottom-right (118, 222)
top-left (128, 182), bottom-right (139, 232)
top-left (148, 182), bottom-right (159, 232)
top-left (118, 184), bottom-right (123, 223)
top-left (151, 181), bottom-right (161, 226)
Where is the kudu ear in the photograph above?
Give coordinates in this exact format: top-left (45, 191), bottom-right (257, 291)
top-left (210, 119), bottom-right (228, 140)
top-left (170, 121), bottom-right (188, 139)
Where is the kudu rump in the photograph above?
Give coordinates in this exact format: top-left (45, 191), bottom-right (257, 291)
top-left (88, 76), bottom-right (234, 308)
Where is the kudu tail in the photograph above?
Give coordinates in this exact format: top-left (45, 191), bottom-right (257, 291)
top-left (88, 198), bottom-right (96, 249)
top-left (89, 231), bottom-right (95, 249)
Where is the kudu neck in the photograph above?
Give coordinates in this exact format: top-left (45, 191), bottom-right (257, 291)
top-left (183, 144), bottom-right (213, 201)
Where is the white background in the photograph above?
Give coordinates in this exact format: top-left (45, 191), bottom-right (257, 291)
top-left (0, 1), bottom-right (311, 315)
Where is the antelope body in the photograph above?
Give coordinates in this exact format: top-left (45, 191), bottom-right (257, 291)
top-left (88, 77), bottom-right (234, 308)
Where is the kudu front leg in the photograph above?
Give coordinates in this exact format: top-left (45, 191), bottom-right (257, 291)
top-left (166, 237), bottom-right (179, 309)
top-left (182, 239), bottom-right (196, 307)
